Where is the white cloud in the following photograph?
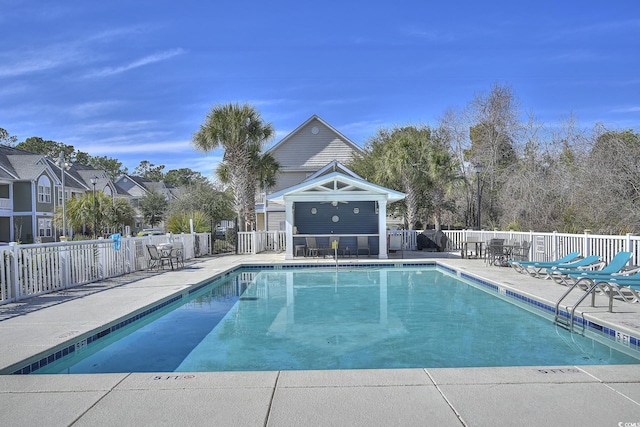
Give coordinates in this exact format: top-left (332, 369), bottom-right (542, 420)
top-left (80, 139), bottom-right (192, 155)
top-left (0, 82), bottom-right (31, 97)
top-left (84, 48), bottom-right (186, 78)
top-left (340, 119), bottom-right (386, 137)
top-left (0, 26), bottom-right (159, 79)
top-left (399, 26), bottom-right (456, 43)
top-left (249, 98), bottom-right (292, 107)
top-left (86, 26), bottom-right (149, 43)
top-left (0, 46), bottom-right (81, 77)
top-left (69, 101), bottom-right (124, 118)
top-left (610, 106), bottom-right (640, 113)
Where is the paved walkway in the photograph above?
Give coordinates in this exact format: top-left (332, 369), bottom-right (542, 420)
top-left (1, 251), bottom-right (639, 426)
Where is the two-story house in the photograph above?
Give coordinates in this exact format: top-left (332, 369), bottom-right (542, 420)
top-left (257, 115), bottom-right (364, 231)
top-left (0, 146), bottom-right (116, 243)
top-left (115, 174), bottom-right (180, 232)
top-left (255, 115), bottom-right (405, 259)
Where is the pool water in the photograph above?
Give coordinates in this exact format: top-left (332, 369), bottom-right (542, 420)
top-left (35, 267), bottom-right (640, 374)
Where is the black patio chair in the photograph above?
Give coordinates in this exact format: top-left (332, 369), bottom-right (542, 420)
top-left (147, 244), bottom-right (173, 270)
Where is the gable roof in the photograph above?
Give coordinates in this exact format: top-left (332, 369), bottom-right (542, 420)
top-left (6, 154), bottom-right (47, 180)
top-left (115, 174), bottom-right (180, 199)
top-left (268, 114), bottom-right (363, 153)
top-left (44, 158), bottom-right (91, 190)
top-left (0, 145), bottom-right (39, 179)
top-left (74, 167), bottom-right (110, 192)
top-left (267, 171), bottom-right (405, 205)
top-left (304, 160), bottom-right (362, 181)
top-left (266, 115), bottom-right (363, 171)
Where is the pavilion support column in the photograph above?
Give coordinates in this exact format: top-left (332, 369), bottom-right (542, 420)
top-left (377, 199), bottom-right (388, 259)
top-left (284, 199), bottom-right (294, 260)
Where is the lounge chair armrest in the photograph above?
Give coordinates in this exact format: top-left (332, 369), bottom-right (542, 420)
top-left (615, 265), bottom-right (640, 276)
top-left (576, 261), bottom-right (606, 271)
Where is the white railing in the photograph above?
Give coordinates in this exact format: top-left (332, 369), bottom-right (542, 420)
top-left (8, 228), bottom-right (638, 304)
top-left (0, 232), bottom-right (211, 306)
top-left (237, 229), bottom-right (640, 266)
top-left (237, 231), bottom-right (286, 254)
top-left (443, 230), bottom-right (640, 266)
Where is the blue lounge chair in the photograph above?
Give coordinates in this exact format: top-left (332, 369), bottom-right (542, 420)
top-left (509, 251), bottom-right (581, 277)
top-left (596, 276), bottom-right (640, 305)
top-left (571, 274), bottom-right (640, 312)
top-left (572, 267), bottom-right (640, 291)
top-left (540, 255), bottom-right (602, 281)
top-left (549, 251), bottom-right (632, 285)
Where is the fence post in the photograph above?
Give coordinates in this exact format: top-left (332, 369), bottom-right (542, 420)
top-left (626, 233), bottom-right (635, 265)
top-left (97, 238), bottom-right (105, 280)
top-left (583, 230), bottom-right (591, 257)
top-left (9, 242), bottom-right (19, 301)
top-left (252, 232), bottom-right (257, 255)
top-left (124, 237), bottom-right (132, 273)
top-left (60, 241), bottom-right (70, 288)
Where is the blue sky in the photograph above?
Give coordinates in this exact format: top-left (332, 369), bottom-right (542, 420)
top-left (1, 1), bottom-right (639, 180)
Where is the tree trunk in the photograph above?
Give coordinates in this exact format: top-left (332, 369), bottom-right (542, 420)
top-left (403, 175), bottom-right (418, 230)
top-left (228, 163), bottom-right (250, 232)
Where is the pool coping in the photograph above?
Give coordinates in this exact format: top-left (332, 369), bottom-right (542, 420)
top-left (5, 260), bottom-right (640, 375)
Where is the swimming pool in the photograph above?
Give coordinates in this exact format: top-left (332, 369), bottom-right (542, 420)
top-left (31, 266), bottom-right (640, 374)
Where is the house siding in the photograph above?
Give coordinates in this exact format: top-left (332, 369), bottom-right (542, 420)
top-left (271, 119), bottom-right (358, 170)
top-left (267, 211), bottom-right (285, 231)
top-left (13, 182), bottom-right (31, 211)
top-left (270, 172), bottom-right (309, 193)
top-left (261, 116), bottom-right (368, 233)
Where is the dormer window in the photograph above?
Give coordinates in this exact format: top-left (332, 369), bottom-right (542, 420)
top-left (37, 176), bottom-right (51, 203)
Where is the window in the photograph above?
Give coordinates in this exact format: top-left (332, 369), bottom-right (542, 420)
top-left (57, 189), bottom-right (69, 206)
top-left (38, 218), bottom-right (52, 237)
top-left (37, 176), bottom-right (51, 203)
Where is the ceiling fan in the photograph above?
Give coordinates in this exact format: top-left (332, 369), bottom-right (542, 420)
top-left (320, 200), bottom-right (349, 206)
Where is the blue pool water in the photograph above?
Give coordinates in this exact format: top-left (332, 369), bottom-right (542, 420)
top-left (34, 267), bottom-right (640, 374)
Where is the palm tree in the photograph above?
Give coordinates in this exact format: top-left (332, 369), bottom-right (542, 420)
top-left (216, 144), bottom-right (280, 229)
top-left (363, 126), bottom-right (425, 229)
top-left (57, 192), bottom-right (133, 237)
top-left (351, 125), bottom-right (458, 230)
top-left (104, 198), bottom-right (135, 234)
top-left (192, 103), bottom-right (275, 232)
top-left (61, 193), bottom-right (95, 236)
top-left (414, 128), bottom-right (460, 230)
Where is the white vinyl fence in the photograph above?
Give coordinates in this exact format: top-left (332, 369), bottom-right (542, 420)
top-left (237, 229), bottom-right (640, 267)
top-left (445, 230), bottom-right (640, 266)
top-left (237, 231), bottom-right (286, 255)
top-left (0, 233), bottom-right (211, 306)
top-left (7, 228), bottom-right (639, 305)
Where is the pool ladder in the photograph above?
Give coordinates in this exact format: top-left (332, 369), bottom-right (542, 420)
top-left (554, 281), bottom-right (599, 332)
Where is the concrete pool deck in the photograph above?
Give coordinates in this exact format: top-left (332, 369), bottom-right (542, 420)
top-left (1, 251), bottom-right (639, 426)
